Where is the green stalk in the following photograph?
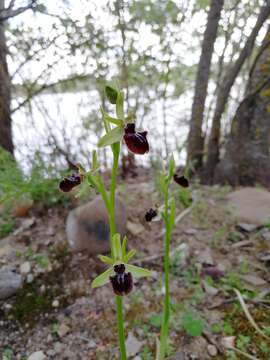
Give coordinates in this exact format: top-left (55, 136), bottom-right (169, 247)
top-left (159, 189), bottom-right (170, 360)
top-left (108, 142), bottom-right (127, 360)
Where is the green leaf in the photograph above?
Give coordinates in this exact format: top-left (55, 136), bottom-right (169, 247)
top-left (101, 109), bottom-right (123, 126)
top-left (105, 85), bottom-right (118, 104)
top-left (98, 255), bottom-right (114, 266)
top-left (121, 235), bottom-right (128, 259)
top-left (116, 91), bottom-right (124, 119)
top-left (92, 267), bottom-right (114, 288)
top-left (92, 150), bottom-right (98, 171)
top-left (125, 264), bottom-right (152, 278)
top-left (169, 197), bottom-right (176, 231)
top-left (98, 126), bottom-right (124, 148)
top-left (125, 249), bottom-right (136, 262)
top-left (113, 233), bottom-right (122, 260)
top-left (168, 154), bottom-right (175, 181)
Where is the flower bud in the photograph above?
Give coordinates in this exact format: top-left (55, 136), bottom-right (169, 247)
top-left (124, 123), bottom-right (149, 155)
top-left (105, 85), bottom-right (118, 104)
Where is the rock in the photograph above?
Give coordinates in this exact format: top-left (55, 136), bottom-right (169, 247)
top-left (221, 336), bottom-right (236, 349)
top-left (66, 195), bottom-right (126, 254)
top-left (12, 198), bottom-right (33, 218)
top-left (227, 188), bottom-right (270, 226)
top-left (240, 274), bottom-right (267, 287)
top-left (207, 344), bottom-right (217, 357)
top-left (262, 230), bottom-right (270, 241)
top-left (0, 269), bottom-right (22, 299)
top-left (20, 261), bottom-right (31, 275)
top-left (26, 274), bottom-right (34, 283)
top-left (126, 332), bottom-right (143, 357)
top-left (57, 323), bottom-right (70, 337)
top-left (197, 248), bottom-right (214, 266)
top-left (184, 228), bottom-right (198, 235)
top-left (52, 300), bottom-right (59, 308)
top-left (127, 221), bottom-right (145, 236)
top-left (0, 244), bottom-right (13, 258)
top-left (13, 218), bottom-right (35, 235)
top-left (236, 223), bottom-right (258, 232)
top-left (28, 351), bottom-right (47, 360)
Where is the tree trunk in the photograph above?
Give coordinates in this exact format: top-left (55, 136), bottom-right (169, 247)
top-left (214, 27), bottom-right (270, 187)
top-left (0, 0), bottom-right (13, 154)
top-left (187, 0), bottom-right (224, 172)
top-left (203, 1), bottom-right (270, 183)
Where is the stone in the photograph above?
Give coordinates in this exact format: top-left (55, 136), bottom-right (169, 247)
top-left (127, 221), bottom-right (145, 236)
top-left (0, 244), bottom-right (13, 258)
top-left (236, 223), bottom-right (258, 232)
top-left (52, 299), bottom-right (59, 307)
top-left (20, 261), bottom-right (31, 275)
top-left (207, 344), bottom-right (218, 357)
top-left (227, 188), bottom-right (270, 226)
top-left (27, 351), bottom-right (47, 360)
top-left (66, 195), bottom-right (126, 254)
top-left (0, 269), bottom-right (22, 299)
top-left (57, 323), bottom-right (70, 337)
top-left (125, 332), bottom-right (143, 357)
top-left (262, 230), bottom-right (270, 241)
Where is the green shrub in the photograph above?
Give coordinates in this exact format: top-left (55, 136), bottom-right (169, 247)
top-left (0, 148), bottom-right (68, 208)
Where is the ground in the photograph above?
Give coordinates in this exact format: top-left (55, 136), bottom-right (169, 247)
top-left (1, 171), bottom-right (270, 360)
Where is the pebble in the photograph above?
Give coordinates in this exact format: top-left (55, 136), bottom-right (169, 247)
top-left (57, 323), bottom-right (70, 337)
top-left (54, 342), bottom-right (65, 353)
top-left (207, 344), bottom-right (217, 357)
top-left (28, 350), bottom-right (47, 360)
top-left (27, 274), bottom-right (34, 283)
top-left (52, 300), bottom-right (59, 308)
top-left (20, 261), bottom-right (31, 275)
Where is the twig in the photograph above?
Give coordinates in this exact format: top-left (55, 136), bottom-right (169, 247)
top-left (234, 288), bottom-right (270, 341)
top-left (227, 346), bottom-right (259, 360)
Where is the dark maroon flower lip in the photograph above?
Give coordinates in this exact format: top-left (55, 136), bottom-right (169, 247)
top-left (124, 123), bottom-right (149, 155)
top-left (173, 174), bottom-right (189, 187)
top-left (59, 173), bottom-right (82, 192)
top-left (110, 264), bottom-right (133, 296)
top-left (145, 208), bottom-right (158, 222)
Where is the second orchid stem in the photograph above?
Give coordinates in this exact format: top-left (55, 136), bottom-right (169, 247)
top-left (159, 188), bottom-right (171, 360)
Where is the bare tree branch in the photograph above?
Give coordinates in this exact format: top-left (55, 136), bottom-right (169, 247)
top-left (0, 0), bottom-right (37, 22)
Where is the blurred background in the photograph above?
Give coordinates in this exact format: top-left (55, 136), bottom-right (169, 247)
top-left (0, 0), bottom-right (269, 182)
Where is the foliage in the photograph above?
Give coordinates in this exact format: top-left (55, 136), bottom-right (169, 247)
top-left (181, 311), bottom-right (205, 337)
top-left (0, 147), bottom-right (68, 208)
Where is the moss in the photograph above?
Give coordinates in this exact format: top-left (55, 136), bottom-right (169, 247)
top-left (7, 242), bottom-right (74, 326)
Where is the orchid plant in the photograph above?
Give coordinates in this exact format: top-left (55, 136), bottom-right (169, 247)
top-left (59, 84), bottom-right (151, 359)
top-left (145, 157), bottom-right (189, 360)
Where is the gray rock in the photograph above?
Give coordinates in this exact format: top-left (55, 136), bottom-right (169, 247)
top-left (227, 188), bottom-right (270, 226)
top-left (236, 223), bottom-right (258, 232)
top-left (28, 351), bottom-right (47, 360)
top-left (0, 269), bottom-right (22, 299)
top-left (66, 195), bottom-right (126, 254)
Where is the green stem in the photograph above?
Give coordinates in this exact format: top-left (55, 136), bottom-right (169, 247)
top-left (109, 140), bottom-right (126, 360)
top-left (159, 190), bottom-right (170, 360)
top-left (116, 295), bottom-right (127, 360)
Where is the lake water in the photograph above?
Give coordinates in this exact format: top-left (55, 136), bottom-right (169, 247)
top-left (13, 90), bottom-right (190, 172)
